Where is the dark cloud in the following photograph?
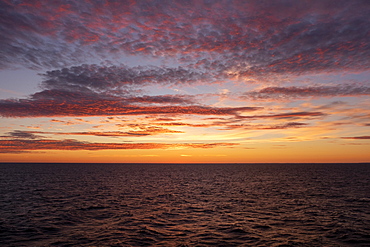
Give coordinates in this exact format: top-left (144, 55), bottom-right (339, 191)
top-left (12, 128), bottom-right (184, 137)
top-left (1, 0), bottom-right (369, 77)
top-left (1, 130), bottom-right (41, 139)
top-left (0, 89), bottom-right (259, 117)
top-left (40, 64), bottom-right (215, 93)
top-left (216, 122), bottom-right (308, 130)
top-left (256, 122), bottom-right (308, 130)
top-left (241, 84), bottom-right (370, 101)
top-left (342, 136), bottom-right (370, 140)
top-left (239, 111), bottom-right (325, 120)
top-left (155, 120), bottom-right (309, 130)
top-left (126, 95), bottom-right (195, 105)
top-left (0, 138), bottom-right (238, 153)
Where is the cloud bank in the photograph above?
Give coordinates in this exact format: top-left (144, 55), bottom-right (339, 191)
top-left (0, 138), bottom-right (237, 153)
top-left (1, 0), bottom-right (369, 78)
top-left (241, 84), bottom-right (370, 101)
top-left (0, 88), bottom-right (258, 117)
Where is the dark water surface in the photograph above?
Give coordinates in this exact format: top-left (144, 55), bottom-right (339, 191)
top-left (1, 163), bottom-right (369, 246)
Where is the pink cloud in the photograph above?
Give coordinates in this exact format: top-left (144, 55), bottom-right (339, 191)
top-left (0, 89), bottom-right (259, 117)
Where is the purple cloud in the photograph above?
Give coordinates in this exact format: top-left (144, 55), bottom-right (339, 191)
top-left (40, 64), bottom-right (216, 94)
top-left (0, 0), bottom-right (368, 78)
top-left (241, 84), bottom-right (370, 101)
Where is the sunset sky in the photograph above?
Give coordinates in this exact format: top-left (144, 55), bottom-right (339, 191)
top-left (0, 0), bottom-right (369, 163)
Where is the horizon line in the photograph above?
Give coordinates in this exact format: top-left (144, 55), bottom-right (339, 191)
top-left (1, 162), bottom-right (369, 165)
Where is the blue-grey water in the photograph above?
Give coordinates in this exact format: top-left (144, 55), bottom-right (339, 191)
top-left (0, 163), bottom-right (369, 246)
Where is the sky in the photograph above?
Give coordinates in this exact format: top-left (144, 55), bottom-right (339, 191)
top-left (0, 0), bottom-right (369, 163)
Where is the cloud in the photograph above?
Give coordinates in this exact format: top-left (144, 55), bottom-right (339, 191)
top-left (252, 122), bottom-right (308, 130)
top-left (0, 89), bottom-right (259, 117)
top-left (1, 0), bottom-right (369, 79)
top-left (216, 122), bottom-right (309, 131)
top-left (241, 84), bottom-right (370, 101)
top-left (341, 136), bottom-right (370, 140)
top-left (0, 138), bottom-right (238, 153)
top-left (40, 64), bottom-right (215, 93)
top-left (154, 120), bottom-right (309, 130)
top-left (1, 130), bottom-right (41, 139)
top-left (239, 111), bottom-right (325, 120)
top-left (155, 121), bottom-right (216, 128)
top-left (122, 95), bottom-right (195, 105)
top-left (7, 128), bottom-right (183, 138)
top-left (49, 119), bottom-right (79, 125)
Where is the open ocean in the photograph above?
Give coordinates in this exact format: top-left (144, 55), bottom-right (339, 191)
top-left (0, 163), bottom-right (369, 246)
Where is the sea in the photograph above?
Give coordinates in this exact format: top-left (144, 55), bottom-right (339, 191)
top-left (0, 163), bottom-right (369, 246)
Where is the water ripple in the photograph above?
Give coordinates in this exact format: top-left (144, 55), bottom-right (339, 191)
top-left (0, 163), bottom-right (369, 246)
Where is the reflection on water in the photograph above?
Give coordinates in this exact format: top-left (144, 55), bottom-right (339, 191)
top-left (1, 163), bottom-right (370, 246)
